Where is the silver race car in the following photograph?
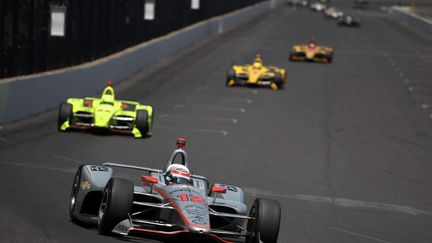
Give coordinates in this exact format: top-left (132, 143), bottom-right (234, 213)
top-left (69, 138), bottom-right (281, 243)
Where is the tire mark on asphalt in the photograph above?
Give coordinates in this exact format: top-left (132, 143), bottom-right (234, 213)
top-left (286, 215), bottom-right (394, 243)
top-left (159, 114), bottom-right (238, 124)
top-left (154, 125), bottom-right (228, 136)
top-left (0, 137), bottom-right (83, 164)
top-left (244, 187), bottom-right (432, 216)
top-left (0, 160), bottom-right (75, 173)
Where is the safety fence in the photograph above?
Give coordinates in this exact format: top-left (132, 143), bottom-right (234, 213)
top-left (0, 0), bottom-right (264, 79)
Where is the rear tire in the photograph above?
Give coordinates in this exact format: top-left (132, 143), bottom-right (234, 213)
top-left (58, 102), bottom-right (73, 131)
top-left (246, 198), bottom-right (281, 243)
top-left (98, 178), bottom-right (133, 235)
top-left (136, 110), bottom-right (149, 137)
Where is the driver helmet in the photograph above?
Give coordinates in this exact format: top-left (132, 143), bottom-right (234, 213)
top-left (101, 81), bottom-right (115, 104)
top-left (253, 54), bottom-right (263, 69)
top-left (164, 164), bottom-right (192, 185)
top-left (308, 37), bottom-right (317, 48)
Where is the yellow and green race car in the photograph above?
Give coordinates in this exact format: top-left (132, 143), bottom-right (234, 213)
top-left (226, 55), bottom-right (286, 90)
top-left (289, 37), bottom-right (334, 63)
top-left (58, 81), bottom-right (153, 138)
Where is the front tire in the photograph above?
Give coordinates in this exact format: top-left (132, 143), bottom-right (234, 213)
top-left (273, 73), bottom-right (284, 90)
top-left (289, 53), bottom-right (296, 61)
top-left (98, 178), bottom-right (133, 235)
top-left (136, 110), bottom-right (149, 137)
top-left (69, 165), bottom-right (85, 222)
top-left (58, 102), bottom-right (73, 131)
top-left (226, 69), bottom-right (237, 87)
top-left (246, 198), bottom-right (281, 243)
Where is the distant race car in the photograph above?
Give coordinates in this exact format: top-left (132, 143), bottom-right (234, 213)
top-left (310, 2), bottom-right (326, 11)
top-left (58, 81), bottom-right (153, 138)
top-left (287, 0), bottom-right (309, 7)
top-left (324, 7), bottom-right (344, 19)
top-left (289, 37), bottom-right (334, 63)
top-left (337, 16), bottom-right (361, 27)
top-left (69, 138), bottom-right (282, 243)
top-left (226, 54), bottom-right (286, 90)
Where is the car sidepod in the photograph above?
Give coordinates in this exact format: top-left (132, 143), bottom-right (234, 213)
top-left (69, 165), bottom-right (113, 224)
top-left (208, 184), bottom-right (248, 231)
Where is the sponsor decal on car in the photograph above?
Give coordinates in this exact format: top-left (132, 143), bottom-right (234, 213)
top-left (81, 181), bottom-right (91, 190)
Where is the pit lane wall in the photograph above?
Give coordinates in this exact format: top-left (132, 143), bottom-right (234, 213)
top-left (0, 0), bottom-right (286, 124)
top-left (390, 6), bottom-right (432, 35)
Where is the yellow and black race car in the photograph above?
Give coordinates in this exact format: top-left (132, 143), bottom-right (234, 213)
top-left (58, 82), bottom-right (153, 138)
top-left (226, 55), bottom-right (286, 90)
top-left (289, 37), bottom-right (334, 63)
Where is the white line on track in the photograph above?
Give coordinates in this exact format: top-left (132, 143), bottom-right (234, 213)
top-left (0, 160), bottom-right (75, 173)
top-left (154, 125), bottom-right (228, 136)
top-left (393, 65), bottom-right (431, 71)
top-left (329, 226), bottom-right (393, 243)
top-left (416, 52), bottom-right (432, 65)
top-left (0, 136), bottom-right (83, 164)
top-left (159, 114), bottom-right (238, 124)
top-left (409, 86), bottom-right (431, 92)
top-left (290, 214), bottom-right (394, 243)
top-left (404, 80), bottom-right (432, 86)
top-left (174, 104), bottom-right (246, 113)
top-left (244, 187), bottom-right (432, 216)
top-left (185, 96), bottom-right (252, 104)
top-left (412, 94), bottom-right (432, 98)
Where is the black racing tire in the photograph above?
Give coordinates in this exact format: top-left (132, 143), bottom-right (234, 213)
top-left (58, 102), bottom-right (73, 131)
top-left (246, 198), bottom-right (281, 243)
top-left (136, 110), bottom-right (149, 137)
top-left (69, 164), bottom-right (85, 222)
top-left (97, 178), bottom-right (133, 235)
top-left (226, 69), bottom-right (236, 87)
top-left (289, 53), bottom-right (300, 62)
top-left (274, 73), bottom-right (284, 89)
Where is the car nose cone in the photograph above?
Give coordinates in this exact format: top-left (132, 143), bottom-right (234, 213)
top-left (94, 111), bottom-right (111, 127)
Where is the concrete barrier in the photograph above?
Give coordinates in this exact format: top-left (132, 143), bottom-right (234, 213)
top-left (390, 6), bottom-right (432, 35)
top-left (0, 0), bottom-right (286, 124)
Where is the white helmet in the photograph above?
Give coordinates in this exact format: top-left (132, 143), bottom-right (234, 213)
top-left (165, 164), bottom-right (191, 185)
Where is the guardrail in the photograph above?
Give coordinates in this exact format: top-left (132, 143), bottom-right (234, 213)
top-left (389, 6), bottom-right (432, 35)
top-left (0, 0), bottom-right (286, 124)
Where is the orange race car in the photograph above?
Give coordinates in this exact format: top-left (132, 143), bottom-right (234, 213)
top-left (289, 37), bottom-right (334, 63)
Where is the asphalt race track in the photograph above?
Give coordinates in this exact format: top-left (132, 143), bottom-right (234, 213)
top-left (1, 1), bottom-right (432, 243)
